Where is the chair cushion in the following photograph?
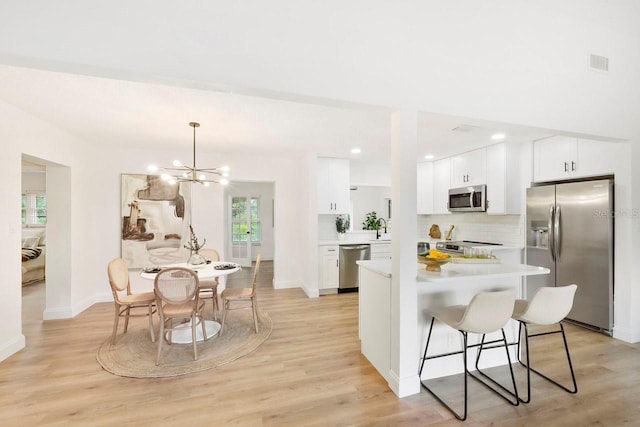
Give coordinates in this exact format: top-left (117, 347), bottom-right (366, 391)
top-left (511, 299), bottom-right (530, 321)
top-left (512, 284), bottom-right (577, 325)
top-left (434, 305), bottom-right (467, 328)
top-left (198, 279), bottom-right (219, 290)
top-left (221, 287), bottom-right (254, 300)
top-left (120, 291), bottom-right (155, 304)
top-left (161, 300), bottom-right (204, 316)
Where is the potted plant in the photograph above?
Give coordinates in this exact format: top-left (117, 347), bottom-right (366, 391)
top-left (335, 214), bottom-right (350, 236)
top-left (362, 211), bottom-right (380, 230)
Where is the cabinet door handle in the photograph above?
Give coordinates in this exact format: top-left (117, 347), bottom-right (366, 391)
top-left (571, 161), bottom-right (576, 171)
top-left (336, 260), bottom-right (339, 267)
top-left (564, 162), bottom-right (569, 172)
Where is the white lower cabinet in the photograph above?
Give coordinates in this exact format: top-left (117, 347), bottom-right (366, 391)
top-left (370, 242), bottom-right (391, 260)
top-left (319, 245), bottom-right (339, 294)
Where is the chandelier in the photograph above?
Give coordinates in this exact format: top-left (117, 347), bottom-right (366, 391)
top-left (148, 122), bottom-right (229, 187)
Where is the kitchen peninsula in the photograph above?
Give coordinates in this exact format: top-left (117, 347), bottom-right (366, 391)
top-left (357, 258), bottom-right (549, 391)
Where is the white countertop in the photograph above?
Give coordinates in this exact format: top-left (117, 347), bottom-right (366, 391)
top-left (416, 262), bottom-right (548, 282)
top-left (357, 259), bottom-right (548, 282)
top-left (356, 260), bottom-right (392, 277)
top-left (319, 239), bottom-right (392, 246)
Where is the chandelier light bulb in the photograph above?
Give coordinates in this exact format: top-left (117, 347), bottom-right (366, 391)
top-left (148, 122), bottom-right (229, 187)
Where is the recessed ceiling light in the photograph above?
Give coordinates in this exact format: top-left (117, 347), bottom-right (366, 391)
top-left (424, 154), bottom-right (435, 160)
top-left (491, 133), bottom-right (506, 140)
top-left (351, 148), bottom-right (361, 154)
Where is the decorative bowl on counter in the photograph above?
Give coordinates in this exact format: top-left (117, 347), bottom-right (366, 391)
top-left (417, 256), bottom-right (450, 272)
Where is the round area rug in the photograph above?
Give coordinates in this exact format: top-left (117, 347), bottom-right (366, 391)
top-left (96, 309), bottom-right (272, 378)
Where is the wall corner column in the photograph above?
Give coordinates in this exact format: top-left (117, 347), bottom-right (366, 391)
top-left (388, 110), bottom-right (420, 397)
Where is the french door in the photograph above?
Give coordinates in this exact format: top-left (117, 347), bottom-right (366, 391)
top-left (228, 196), bottom-right (252, 267)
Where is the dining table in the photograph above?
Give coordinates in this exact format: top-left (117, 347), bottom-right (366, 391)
top-left (140, 261), bottom-right (241, 343)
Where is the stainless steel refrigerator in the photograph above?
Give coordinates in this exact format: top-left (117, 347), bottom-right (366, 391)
top-left (526, 178), bottom-right (614, 333)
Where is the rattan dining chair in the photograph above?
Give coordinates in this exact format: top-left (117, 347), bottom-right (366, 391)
top-left (197, 249), bottom-right (221, 320)
top-left (107, 257), bottom-right (156, 345)
top-left (154, 267), bottom-right (207, 365)
top-left (220, 253), bottom-right (262, 335)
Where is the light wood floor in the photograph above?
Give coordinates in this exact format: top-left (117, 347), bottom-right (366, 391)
top-left (5, 262), bottom-right (640, 426)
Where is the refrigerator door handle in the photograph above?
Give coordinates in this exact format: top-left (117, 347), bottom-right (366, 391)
top-left (555, 205), bottom-right (562, 262)
top-left (548, 205), bottom-right (555, 262)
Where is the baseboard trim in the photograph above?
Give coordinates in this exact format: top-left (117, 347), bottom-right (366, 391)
top-left (0, 334), bottom-right (25, 362)
top-left (388, 370), bottom-right (421, 398)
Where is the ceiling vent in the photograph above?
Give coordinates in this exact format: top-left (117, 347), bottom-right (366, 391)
top-left (451, 125), bottom-right (479, 133)
top-left (589, 54), bottom-right (609, 72)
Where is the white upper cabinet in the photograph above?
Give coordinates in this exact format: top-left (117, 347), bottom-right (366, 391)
top-left (450, 148), bottom-right (487, 187)
top-left (486, 142), bottom-right (521, 215)
top-left (416, 162), bottom-right (434, 214)
top-left (317, 157), bottom-right (350, 214)
top-left (533, 136), bottom-right (578, 182)
top-left (432, 158), bottom-right (451, 214)
top-left (534, 136), bottom-right (618, 182)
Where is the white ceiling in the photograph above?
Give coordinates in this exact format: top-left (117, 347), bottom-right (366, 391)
top-left (0, 64), bottom-right (554, 164)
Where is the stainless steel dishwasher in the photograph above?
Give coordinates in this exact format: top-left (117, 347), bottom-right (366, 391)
top-left (339, 244), bottom-right (371, 292)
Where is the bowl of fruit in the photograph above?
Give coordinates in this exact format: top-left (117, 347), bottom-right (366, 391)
top-left (418, 248), bottom-right (451, 272)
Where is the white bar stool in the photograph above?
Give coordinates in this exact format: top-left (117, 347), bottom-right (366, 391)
top-left (510, 284), bottom-right (578, 403)
top-left (418, 290), bottom-right (519, 421)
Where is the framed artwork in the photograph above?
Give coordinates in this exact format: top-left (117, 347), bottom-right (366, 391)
top-left (121, 174), bottom-right (191, 268)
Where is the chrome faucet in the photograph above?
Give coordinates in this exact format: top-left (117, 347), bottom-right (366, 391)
top-left (376, 218), bottom-right (388, 239)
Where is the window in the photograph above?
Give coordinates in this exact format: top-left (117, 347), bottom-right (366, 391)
top-left (231, 197), bottom-right (261, 243)
top-left (22, 193), bottom-right (47, 226)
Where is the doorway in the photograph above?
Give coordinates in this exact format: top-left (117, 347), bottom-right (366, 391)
top-left (21, 154), bottom-right (72, 329)
top-left (225, 181), bottom-right (275, 269)
top-left (21, 157), bottom-right (47, 332)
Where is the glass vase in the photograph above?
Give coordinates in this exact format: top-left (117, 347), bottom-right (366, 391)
top-left (187, 251), bottom-right (206, 266)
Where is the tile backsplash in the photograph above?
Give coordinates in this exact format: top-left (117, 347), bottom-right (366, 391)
top-left (319, 215), bottom-right (340, 240)
top-left (418, 214), bottom-right (524, 246)
top-left (321, 213), bottom-right (524, 246)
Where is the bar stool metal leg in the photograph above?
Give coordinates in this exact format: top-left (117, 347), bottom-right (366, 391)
top-left (516, 321), bottom-right (578, 403)
top-left (470, 329), bottom-right (520, 406)
top-left (419, 317), bottom-right (470, 421)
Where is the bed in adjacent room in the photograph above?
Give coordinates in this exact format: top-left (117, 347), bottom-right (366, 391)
top-left (21, 229), bottom-right (46, 286)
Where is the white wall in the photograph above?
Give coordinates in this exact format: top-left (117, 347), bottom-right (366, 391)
top-left (351, 185), bottom-right (391, 231)
top-left (21, 171), bottom-right (45, 193)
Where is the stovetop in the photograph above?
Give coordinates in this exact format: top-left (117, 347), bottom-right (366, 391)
top-left (435, 240), bottom-right (502, 254)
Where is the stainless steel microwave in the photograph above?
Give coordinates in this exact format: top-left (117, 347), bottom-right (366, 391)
top-left (448, 184), bottom-right (487, 212)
